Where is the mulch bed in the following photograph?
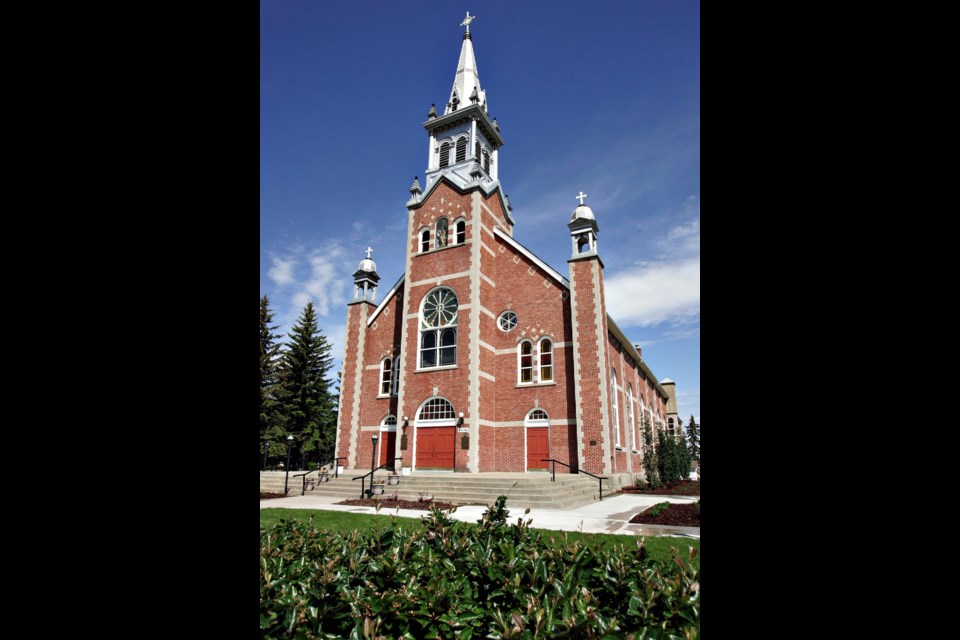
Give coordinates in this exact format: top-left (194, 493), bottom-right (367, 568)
top-left (630, 503), bottom-right (700, 527)
top-left (623, 480), bottom-right (700, 496)
top-left (260, 492), bottom-right (287, 500)
top-left (337, 498), bottom-right (457, 511)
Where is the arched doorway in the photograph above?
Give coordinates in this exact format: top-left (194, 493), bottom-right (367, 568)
top-left (379, 416), bottom-right (398, 467)
top-left (414, 397), bottom-right (456, 470)
top-left (525, 408), bottom-right (550, 471)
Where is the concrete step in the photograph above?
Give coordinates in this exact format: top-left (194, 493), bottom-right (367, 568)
top-left (261, 471), bottom-right (608, 509)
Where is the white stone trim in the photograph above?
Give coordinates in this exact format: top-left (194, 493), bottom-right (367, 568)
top-left (468, 191), bottom-right (482, 472)
top-left (592, 261), bottom-right (612, 475)
top-left (409, 271), bottom-right (471, 287)
top-left (479, 272), bottom-right (496, 287)
top-left (348, 304), bottom-right (369, 468)
top-left (481, 243), bottom-right (497, 257)
top-left (477, 418), bottom-right (576, 428)
top-left (479, 305), bottom-right (496, 319)
top-left (479, 370), bottom-right (495, 382)
top-left (494, 227), bottom-right (570, 289)
top-left (367, 274), bottom-right (405, 327)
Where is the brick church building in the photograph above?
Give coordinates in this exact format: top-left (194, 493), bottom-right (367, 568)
top-left (335, 17), bottom-right (678, 483)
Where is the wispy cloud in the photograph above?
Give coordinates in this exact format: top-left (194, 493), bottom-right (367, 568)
top-left (268, 257), bottom-right (296, 285)
top-left (605, 212), bottom-right (700, 329)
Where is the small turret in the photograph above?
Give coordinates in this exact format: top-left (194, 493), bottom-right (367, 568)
top-left (352, 247), bottom-right (381, 303)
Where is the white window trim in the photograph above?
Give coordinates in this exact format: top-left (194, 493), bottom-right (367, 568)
top-left (378, 358), bottom-right (393, 397)
top-left (497, 310), bottom-right (517, 333)
top-left (611, 369), bottom-right (621, 448)
top-left (537, 337), bottom-right (554, 383)
top-left (517, 339), bottom-right (534, 385)
top-left (418, 287), bottom-right (458, 370)
top-left (392, 356), bottom-right (400, 397)
top-left (627, 385), bottom-right (635, 450)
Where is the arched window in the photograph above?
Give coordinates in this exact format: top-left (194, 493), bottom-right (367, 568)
top-left (436, 218), bottom-right (448, 248)
top-left (420, 228), bottom-right (430, 253)
top-left (439, 142), bottom-right (450, 168)
top-left (525, 408), bottom-right (549, 425)
top-left (379, 358), bottom-right (393, 396)
top-left (483, 149), bottom-right (490, 173)
top-left (668, 417), bottom-right (675, 438)
top-left (382, 415), bottom-right (397, 427)
top-left (538, 338), bottom-right (553, 382)
top-left (455, 137), bottom-right (467, 163)
top-left (475, 139), bottom-right (481, 162)
top-left (518, 340), bottom-right (534, 384)
top-left (627, 384), bottom-right (636, 450)
top-left (419, 288), bottom-right (458, 368)
top-left (577, 236), bottom-right (589, 253)
top-left (392, 356), bottom-right (400, 396)
top-left (611, 369), bottom-right (621, 447)
top-left (417, 397), bottom-right (456, 422)
top-left (455, 219), bottom-right (466, 244)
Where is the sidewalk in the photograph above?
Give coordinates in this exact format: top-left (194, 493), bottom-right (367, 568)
top-left (260, 493), bottom-right (699, 539)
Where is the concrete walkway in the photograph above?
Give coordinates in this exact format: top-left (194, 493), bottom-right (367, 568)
top-left (260, 493), bottom-right (699, 539)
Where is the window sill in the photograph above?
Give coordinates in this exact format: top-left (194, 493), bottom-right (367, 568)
top-left (615, 446), bottom-right (625, 451)
top-left (631, 450), bottom-right (640, 454)
top-left (376, 394), bottom-right (392, 399)
top-left (515, 382), bottom-right (557, 389)
top-left (415, 365), bottom-right (458, 373)
top-left (417, 243), bottom-right (467, 257)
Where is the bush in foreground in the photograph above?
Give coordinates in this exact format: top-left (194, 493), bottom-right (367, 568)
top-left (260, 497), bottom-right (700, 638)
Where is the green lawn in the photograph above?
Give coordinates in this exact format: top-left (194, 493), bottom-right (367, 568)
top-left (260, 508), bottom-right (699, 569)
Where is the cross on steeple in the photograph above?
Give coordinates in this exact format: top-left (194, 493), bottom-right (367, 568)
top-left (366, 247), bottom-right (373, 260)
top-left (460, 11), bottom-right (476, 34)
top-left (576, 192), bottom-right (588, 206)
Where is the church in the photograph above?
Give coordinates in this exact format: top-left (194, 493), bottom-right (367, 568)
top-left (335, 15), bottom-right (679, 484)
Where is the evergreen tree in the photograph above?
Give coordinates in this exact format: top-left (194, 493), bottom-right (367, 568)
top-left (260, 296), bottom-right (284, 457)
top-left (278, 301), bottom-right (338, 468)
top-left (642, 414), bottom-right (660, 488)
top-left (657, 428), bottom-right (679, 485)
top-left (674, 428), bottom-right (692, 483)
top-left (686, 415), bottom-right (700, 462)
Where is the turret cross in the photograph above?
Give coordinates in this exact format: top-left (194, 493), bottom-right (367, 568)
top-left (575, 192), bottom-right (588, 206)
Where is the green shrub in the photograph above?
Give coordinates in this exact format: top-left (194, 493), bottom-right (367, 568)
top-left (645, 501), bottom-right (673, 518)
top-left (260, 498), bottom-right (700, 638)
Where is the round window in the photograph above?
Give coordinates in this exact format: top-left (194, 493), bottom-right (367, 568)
top-left (497, 311), bottom-right (518, 332)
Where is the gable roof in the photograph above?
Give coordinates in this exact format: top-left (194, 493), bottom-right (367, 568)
top-left (366, 274), bottom-right (405, 327)
top-left (493, 227), bottom-right (569, 288)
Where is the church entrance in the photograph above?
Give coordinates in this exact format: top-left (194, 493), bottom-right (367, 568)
top-left (526, 428), bottom-right (549, 470)
top-left (416, 427), bottom-right (455, 469)
top-left (378, 431), bottom-right (397, 467)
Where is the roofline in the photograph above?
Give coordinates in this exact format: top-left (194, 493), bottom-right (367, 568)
top-left (424, 104), bottom-right (504, 147)
top-left (606, 315), bottom-right (668, 400)
top-left (493, 227), bottom-right (570, 289)
top-left (411, 174), bottom-right (515, 226)
top-left (366, 274), bottom-right (405, 327)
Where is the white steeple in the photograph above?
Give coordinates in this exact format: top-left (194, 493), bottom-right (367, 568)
top-left (445, 12), bottom-right (487, 115)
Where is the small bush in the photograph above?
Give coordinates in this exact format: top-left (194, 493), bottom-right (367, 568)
top-left (260, 496), bottom-right (700, 638)
top-left (645, 501), bottom-right (673, 518)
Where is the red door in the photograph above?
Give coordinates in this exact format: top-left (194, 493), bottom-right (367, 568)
top-left (417, 427), bottom-right (455, 468)
top-left (379, 432), bottom-right (397, 467)
top-left (527, 428), bottom-right (549, 470)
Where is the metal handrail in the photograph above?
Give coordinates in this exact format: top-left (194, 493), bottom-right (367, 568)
top-left (292, 457), bottom-right (347, 496)
top-left (541, 459), bottom-right (609, 501)
top-left (352, 459), bottom-right (403, 498)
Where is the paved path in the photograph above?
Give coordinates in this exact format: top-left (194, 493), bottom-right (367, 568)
top-left (260, 493), bottom-right (699, 539)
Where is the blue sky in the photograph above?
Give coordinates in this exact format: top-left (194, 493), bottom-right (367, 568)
top-left (260, 1), bottom-right (700, 422)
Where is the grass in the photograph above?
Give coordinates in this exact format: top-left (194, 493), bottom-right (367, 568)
top-left (260, 508), bottom-right (700, 569)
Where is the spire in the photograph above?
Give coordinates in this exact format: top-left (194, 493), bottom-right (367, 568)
top-left (446, 12), bottom-right (486, 116)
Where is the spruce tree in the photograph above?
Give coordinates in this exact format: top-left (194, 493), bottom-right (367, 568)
top-left (278, 301), bottom-right (338, 468)
top-left (260, 296), bottom-right (284, 458)
top-left (686, 415), bottom-right (700, 462)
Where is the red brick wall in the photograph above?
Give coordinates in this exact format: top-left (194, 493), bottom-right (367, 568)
top-left (339, 179), bottom-right (670, 476)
